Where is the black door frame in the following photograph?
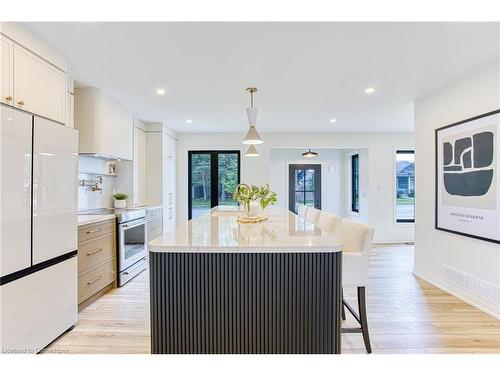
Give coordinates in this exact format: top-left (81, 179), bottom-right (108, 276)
top-left (288, 164), bottom-right (321, 213)
top-left (188, 150), bottom-right (241, 220)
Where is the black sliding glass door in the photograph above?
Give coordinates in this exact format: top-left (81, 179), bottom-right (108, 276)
top-left (188, 151), bottom-right (240, 219)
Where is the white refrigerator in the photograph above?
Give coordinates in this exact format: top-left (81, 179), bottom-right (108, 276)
top-left (0, 105), bottom-right (78, 353)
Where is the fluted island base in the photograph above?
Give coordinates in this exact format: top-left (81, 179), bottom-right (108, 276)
top-left (149, 251), bottom-right (342, 354)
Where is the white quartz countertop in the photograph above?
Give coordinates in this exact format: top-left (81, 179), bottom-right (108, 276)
top-left (78, 214), bottom-right (116, 226)
top-left (149, 206), bottom-right (342, 253)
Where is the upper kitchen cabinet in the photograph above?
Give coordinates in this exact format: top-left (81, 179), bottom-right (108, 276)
top-left (1, 23), bottom-right (68, 125)
top-left (75, 87), bottom-right (133, 160)
top-left (13, 44), bottom-right (67, 124)
top-left (1, 36), bottom-right (13, 106)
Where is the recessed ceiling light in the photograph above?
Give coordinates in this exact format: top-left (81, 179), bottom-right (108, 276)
top-left (185, 119), bottom-right (193, 123)
top-left (329, 118), bottom-right (337, 123)
top-left (156, 88), bottom-right (165, 95)
top-left (365, 87), bottom-right (375, 94)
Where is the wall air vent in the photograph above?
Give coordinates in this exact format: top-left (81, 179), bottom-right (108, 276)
top-left (442, 265), bottom-right (500, 306)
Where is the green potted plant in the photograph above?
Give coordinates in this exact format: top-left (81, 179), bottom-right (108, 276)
top-left (232, 183), bottom-right (277, 218)
top-left (113, 192), bottom-right (128, 209)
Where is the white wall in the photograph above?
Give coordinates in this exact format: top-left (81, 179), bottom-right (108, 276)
top-left (414, 61), bottom-right (500, 318)
top-left (176, 131), bottom-right (414, 243)
top-left (269, 148), bottom-right (346, 215)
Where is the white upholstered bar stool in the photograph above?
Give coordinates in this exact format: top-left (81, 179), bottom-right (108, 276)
top-left (305, 207), bottom-right (321, 225)
top-left (317, 211), bottom-right (342, 235)
top-left (338, 218), bottom-right (375, 353)
top-left (297, 205), bottom-right (309, 218)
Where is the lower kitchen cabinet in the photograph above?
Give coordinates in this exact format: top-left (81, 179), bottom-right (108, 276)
top-left (147, 207), bottom-right (163, 240)
top-left (77, 219), bottom-right (117, 311)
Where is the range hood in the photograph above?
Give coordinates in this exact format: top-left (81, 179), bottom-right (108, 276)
top-left (75, 87), bottom-right (133, 161)
top-left (78, 152), bottom-right (121, 161)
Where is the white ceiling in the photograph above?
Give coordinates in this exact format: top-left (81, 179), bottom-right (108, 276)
top-left (25, 22), bottom-right (499, 133)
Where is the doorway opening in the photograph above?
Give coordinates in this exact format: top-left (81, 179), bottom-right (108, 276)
top-left (288, 164), bottom-right (321, 213)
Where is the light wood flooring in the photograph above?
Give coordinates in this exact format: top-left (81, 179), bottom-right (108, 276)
top-left (43, 244), bottom-right (500, 354)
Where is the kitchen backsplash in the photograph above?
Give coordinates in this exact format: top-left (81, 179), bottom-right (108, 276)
top-left (78, 156), bottom-right (117, 211)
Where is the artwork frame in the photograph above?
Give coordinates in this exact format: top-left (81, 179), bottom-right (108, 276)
top-left (435, 109), bottom-right (500, 244)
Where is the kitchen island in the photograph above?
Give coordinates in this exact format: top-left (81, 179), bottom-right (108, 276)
top-left (148, 207), bottom-right (343, 354)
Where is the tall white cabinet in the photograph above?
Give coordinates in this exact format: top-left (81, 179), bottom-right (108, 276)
top-left (134, 125), bottom-right (147, 206)
top-left (163, 133), bottom-right (177, 232)
top-left (116, 122), bottom-right (177, 233)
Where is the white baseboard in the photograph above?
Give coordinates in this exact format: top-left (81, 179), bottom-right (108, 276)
top-left (412, 268), bottom-right (500, 320)
top-left (373, 241), bottom-right (413, 245)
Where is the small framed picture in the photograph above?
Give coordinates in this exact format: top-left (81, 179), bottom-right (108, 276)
top-left (435, 109), bottom-right (500, 244)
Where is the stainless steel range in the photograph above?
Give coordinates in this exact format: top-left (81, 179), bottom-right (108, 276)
top-left (79, 208), bottom-right (148, 286)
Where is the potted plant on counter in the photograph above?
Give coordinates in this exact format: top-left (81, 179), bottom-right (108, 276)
top-left (232, 183), bottom-right (277, 219)
top-left (113, 192), bottom-right (128, 209)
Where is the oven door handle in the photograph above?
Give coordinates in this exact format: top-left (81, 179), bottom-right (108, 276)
top-left (120, 219), bottom-right (146, 230)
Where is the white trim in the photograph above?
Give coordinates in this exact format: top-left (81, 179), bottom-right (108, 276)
top-left (413, 268), bottom-right (500, 320)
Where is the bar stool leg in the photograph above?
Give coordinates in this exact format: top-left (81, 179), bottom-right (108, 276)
top-left (341, 287), bottom-right (346, 321)
top-left (357, 286), bottom-right (372, 353)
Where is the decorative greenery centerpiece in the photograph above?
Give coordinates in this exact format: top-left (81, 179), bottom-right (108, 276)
top-left (232, 183), bottom-right (277, 218)
top-left (113, 192), bottom-right (128, 209)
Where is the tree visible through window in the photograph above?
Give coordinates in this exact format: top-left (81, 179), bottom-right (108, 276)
top-left (189, 151), bottom-right (240, 219)
top-left (395, 150), bottom-right (415, 223)
top-left (351, 154), bottom-right (359, 213)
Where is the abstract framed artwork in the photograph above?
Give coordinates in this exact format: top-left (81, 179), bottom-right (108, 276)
top-left (435, 109), bottom-right (500, 244)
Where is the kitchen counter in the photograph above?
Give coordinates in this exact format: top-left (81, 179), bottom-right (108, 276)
top-left (133, 205), bottom-right (163, 211)
top-left (145, 205), bottom-right (163, 211)
top-left (77, 214), bottom-right (116, 226)
top-left (149, 206), bottom-right (343, 354)
top-left (149, 206), bottom-right (342, 253)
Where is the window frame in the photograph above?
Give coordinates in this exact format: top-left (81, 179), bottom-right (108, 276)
top-left (351, 154), bottom-right (359, 213)
top-left (394, 149), bottom-right (415, 224)
top-left (188, 150), bottom-right (241, 220)
top-left (287, 163), bottom-right (322, 214)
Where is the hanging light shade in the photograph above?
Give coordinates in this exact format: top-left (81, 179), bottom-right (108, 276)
top-left (302, 149), bottom-right (319, 158)
top-left (242, 125), bottom-right (263, 145)
top-left (242, 87), bottom-right (263, 145)
top-left (245, 144), bottom-right (260, 157)
top-left (246, 107), bottom-right (258, 125)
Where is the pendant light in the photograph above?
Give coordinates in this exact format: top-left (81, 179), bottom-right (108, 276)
top-left (242, 87), bottom-right (263, 145)
top-left (245, 144), bottom-right (260, 157)
top-left (302, 149), bottom-right (319, 158)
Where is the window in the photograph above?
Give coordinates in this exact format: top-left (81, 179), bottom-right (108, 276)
top-left (188, 151), bottom-right (240, 219)
top-left (395, 150), bottom-right (415, 223)
top-left (351, 154), bottom-right (359, 213)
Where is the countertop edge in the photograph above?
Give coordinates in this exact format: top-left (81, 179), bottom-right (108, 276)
top-left (77, 214), bottom-right (116, 227)
top-left (148, 245), bottom-right (342, 253)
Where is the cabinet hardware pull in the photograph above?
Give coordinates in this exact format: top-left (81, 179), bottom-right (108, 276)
top-left (87, 275), bottom-right (103, 285)
top-left (86, 248), bottom-right (103, 256)
top-left (86, 228), bottom-right (102, 234)
top-left (17, 100), bottom-right (24, 106)
top-left (5, 96), bottom-right (12, 102)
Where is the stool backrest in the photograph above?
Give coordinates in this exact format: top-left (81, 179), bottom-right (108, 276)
top-left (305, 207), bottom-right (321, 225)
top-left (297, 205), bottom-right (309, 218)
top-left (317, 211), bottom-right (342, 235)
top-left (338, 218), bottom-right (374, 256)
